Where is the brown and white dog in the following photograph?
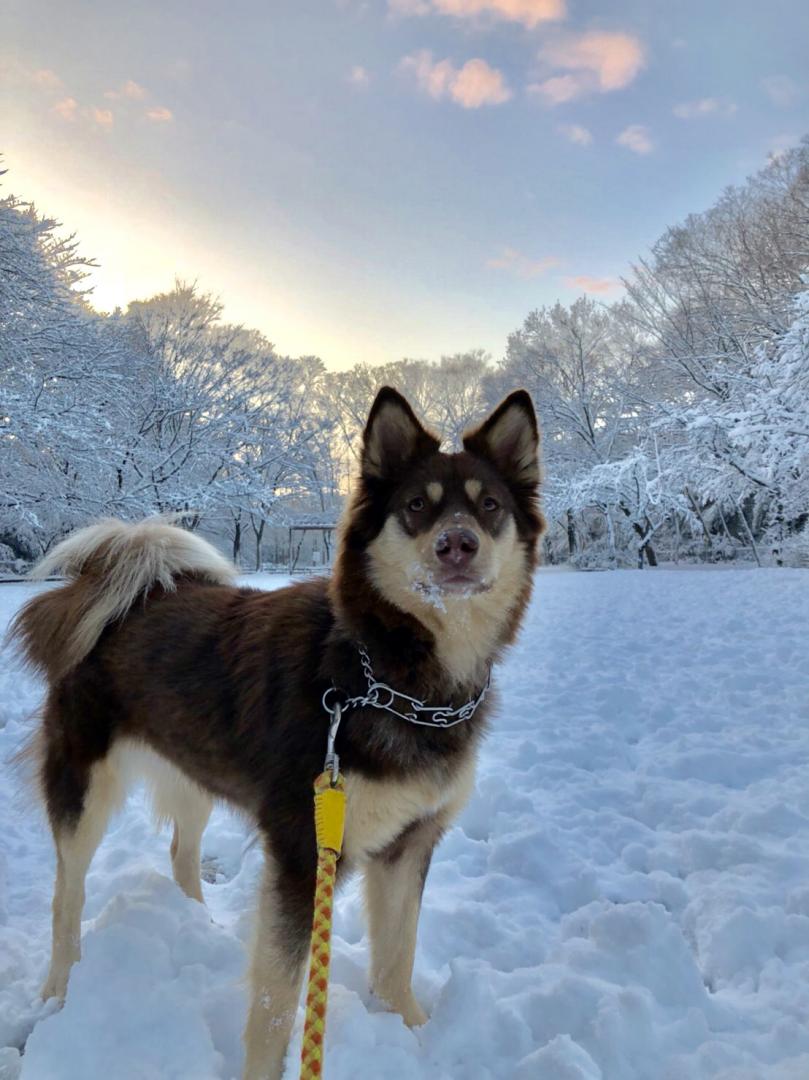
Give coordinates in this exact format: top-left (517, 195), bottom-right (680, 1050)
top-left (12, 386), bottom-right (543, 1079)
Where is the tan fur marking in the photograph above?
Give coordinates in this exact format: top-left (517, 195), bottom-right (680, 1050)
top-left (465, 479), bottom-right (482, 501)
top-left (367, 515), bottom-right (529, 686)
top-left (42, 740), bottom-right (213, 1001)
top-left (426, 482), bottom-right (443, 504)
top-left (343, 751), bottom-right (476, 864)
top-left (243, 852), bottom-right (307, 1080)
top-left (109, 742), bottom-right (214, 902)
top-left (42, 757), bottom-right (125, 1001)
top-left (365, 845), bottom-right (431, 1027)
top-left (364, 767), bottom-right (475, 1026)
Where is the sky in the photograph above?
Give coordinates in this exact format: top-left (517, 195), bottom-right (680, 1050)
top-left (2, 0), bottom-right (808, 370)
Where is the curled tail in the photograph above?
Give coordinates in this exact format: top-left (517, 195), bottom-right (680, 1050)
top-left (10, 517), bottom-right (237, 682)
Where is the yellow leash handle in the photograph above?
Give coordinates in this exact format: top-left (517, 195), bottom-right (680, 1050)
top-left (300, 771), bottom-right (346, 1080)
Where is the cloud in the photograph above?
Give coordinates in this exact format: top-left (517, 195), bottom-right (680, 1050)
top-left (105, 79), bottom-right (147, 101)
top-left (615, 124), bottom-right (653, 155)
top-left (531, 74), bottom-right (580, 104)
top-left (761, 75), bottom-right (800, 108)
top-left (564, 274), bottom-right (621, 294)
top-left (673, 97), bottom-right (736, 119)
top-left (389, 0), bottom-right (564, 28)
top-left (52, 97), bottom-right (79, 121)
top-left (530, 31), bottom-right (645, 105)
top-left (91, 107), bottom-right (114, 128)
top-left (401, 51), bottom-right (512, 108)
top-left (768, 133), bottom-right (800, 160)
top-left (401, 51), bottom-right (456, 100)
top-left (348, 65), bottom-right (370, 88)
top-left (488, 247), bottom-right (560, 278)
top-left (32, 69), bottom-right (63, 90)
top-left (145, 106), bottom-right (173, 122)
top-left (558, 123), bottom-right (592, 145)
top-left (451, 58), bottom-right (512, 107)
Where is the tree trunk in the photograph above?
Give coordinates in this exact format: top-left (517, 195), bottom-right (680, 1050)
top-left (566, 510), bottom-right (577, 559)
top-left (631, 520), bottom-right (657, 568)
top-left (253, 520), bottom-right (265, 572)
top-left (604, 509), bottom-right (617, 567)
top-left (735, 499), bottom-right (762, 567)
top-left (619, 504), bottom-right (657, 568)
top-left (232, 519), bottom-right (241, 563)
top-left (685, 487), bottom-right (713, 555)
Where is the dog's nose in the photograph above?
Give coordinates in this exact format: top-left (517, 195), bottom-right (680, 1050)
top-left (434, 528), bottom-right (479, 568)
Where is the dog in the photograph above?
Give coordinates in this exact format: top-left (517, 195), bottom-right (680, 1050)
top-left (11, 386), bottom-right (543, 1079)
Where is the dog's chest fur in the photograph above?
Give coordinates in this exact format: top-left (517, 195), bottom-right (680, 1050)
top-left (342, 751), bottom-right (477, 862)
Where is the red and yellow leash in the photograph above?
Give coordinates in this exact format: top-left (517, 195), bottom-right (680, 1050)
top-left (299, 708), bottom-right (346, 1079)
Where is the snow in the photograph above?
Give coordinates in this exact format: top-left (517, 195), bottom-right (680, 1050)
top-left (2, 568), bottom-right (809, 1079)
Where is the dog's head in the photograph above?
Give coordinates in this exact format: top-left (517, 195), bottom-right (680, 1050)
top-left (337, 387), bottom-right (543, 673)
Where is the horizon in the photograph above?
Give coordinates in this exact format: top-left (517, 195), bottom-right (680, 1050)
top-left (3, 0), bottom-right (808, 370)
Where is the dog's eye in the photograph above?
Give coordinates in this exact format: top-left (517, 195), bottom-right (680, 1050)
top-left (482, 496), bottom-right (499, 512)
top-left (408, 496), bottom-right (426, 512)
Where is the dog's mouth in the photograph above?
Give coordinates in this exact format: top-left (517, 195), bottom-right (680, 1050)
top-left (414, 571), bottom-right (490, 597)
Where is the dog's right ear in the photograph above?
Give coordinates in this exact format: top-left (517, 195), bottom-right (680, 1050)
top-left (462, 390), bottom-right (540, 488)
top-left (362, 387), bottom-right (440, 480)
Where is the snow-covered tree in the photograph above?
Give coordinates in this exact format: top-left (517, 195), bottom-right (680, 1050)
top-left (0, 191), bottom-right (126, 554)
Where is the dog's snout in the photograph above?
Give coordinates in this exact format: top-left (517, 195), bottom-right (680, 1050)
top-left (434, 527), bottom-right (479, 567)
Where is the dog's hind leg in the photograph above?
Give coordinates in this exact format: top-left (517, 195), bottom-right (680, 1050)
top-left (41, 754), bottom-right (123, 1002)
top-left (242, 847), bottom-right (311, 1080)
top-left (168, 797), bottom-right (212, 903)
top-left (149, 762), bottom-right (212, 903)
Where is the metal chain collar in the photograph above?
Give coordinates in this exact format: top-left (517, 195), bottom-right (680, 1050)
top-left (321, 642), bottom-right (491, 777)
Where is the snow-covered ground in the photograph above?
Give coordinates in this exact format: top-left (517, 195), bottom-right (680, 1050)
top-left (2, 568), bottom-right (809, 1080)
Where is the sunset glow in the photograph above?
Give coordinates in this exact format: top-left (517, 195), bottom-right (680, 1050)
top-left (3, 0), bottom-right (807, 367)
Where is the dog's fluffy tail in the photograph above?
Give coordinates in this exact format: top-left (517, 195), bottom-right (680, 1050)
top-left (10, 517), bottom-right (237, 682)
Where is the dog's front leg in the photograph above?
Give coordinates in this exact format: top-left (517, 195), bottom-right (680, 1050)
top-left (364, 815), bottom-right (447, 1028)
top-left (243, 850), bottom-right (311, 1080)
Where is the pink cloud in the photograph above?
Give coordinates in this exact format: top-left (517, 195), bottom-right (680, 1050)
top-left (451, 58), bottom-right (512, 107)
top-left (529, 74), bottom-right (580, 104)
top-left (401, 50), bottom-right (511, 108)
top-left (615, 124), bottom-right (654, 155)
top-left (32, 68), bottom-right (62, 90)
top-left (564, 275), bottom-right (621, 294)
top-left (348, 65), bottom-right (370, 88)
top-left (402, 51), bottom-right (454, 99)
top-left (145, 106), bottom-right (173, 122)
top-left (389, 0), bottom-right (564, 28)
top-left (488, 248), bottom-right (560, 278)
top-left (91, 107), bottom-right (114, 128)
top-left (558, 123), bottom-right (593, 146)
top-left (52, 97), bottom-right (78, 121)
top-left (533, 31), bottom-right (645, 105)
top-left (105, 79), bottom-right (147, 101)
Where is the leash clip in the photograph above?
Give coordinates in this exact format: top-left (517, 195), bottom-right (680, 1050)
top-left (323, 701), bottom-right (342, 785)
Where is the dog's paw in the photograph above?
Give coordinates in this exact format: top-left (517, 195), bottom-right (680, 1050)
top-left (401, 1000), bottom-right (429, 1028)
top-left (375, 989), bottom-right (429, 1028)
top-left (40, 975), bottom-right (68, 1005)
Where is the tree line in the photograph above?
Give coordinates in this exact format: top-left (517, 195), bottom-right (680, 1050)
top-left (1, 139), bottom-right (808, 570)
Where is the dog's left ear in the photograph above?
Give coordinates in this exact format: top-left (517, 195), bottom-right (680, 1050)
top-left (463, 390), bottom-right (541, 487)
top-left (362, 386), bottom-right (441, 480)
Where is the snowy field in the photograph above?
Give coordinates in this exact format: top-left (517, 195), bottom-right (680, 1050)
top-left (2, 568), bottom-right (809, 1080)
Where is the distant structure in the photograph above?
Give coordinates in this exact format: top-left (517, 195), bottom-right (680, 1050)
top-left (286, 514), bottom-right (338, 574)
